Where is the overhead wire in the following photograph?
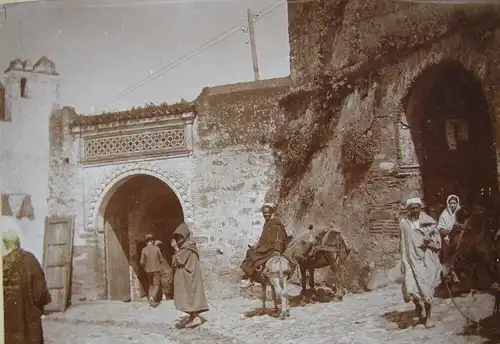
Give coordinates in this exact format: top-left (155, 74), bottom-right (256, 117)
top-left (91, 0), bottom-right (286, 113)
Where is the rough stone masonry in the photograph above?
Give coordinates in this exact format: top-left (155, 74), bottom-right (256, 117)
top-left (5, 0), bottom-right (500, 306)
top-left (272, 0), bottom-right (500, 292)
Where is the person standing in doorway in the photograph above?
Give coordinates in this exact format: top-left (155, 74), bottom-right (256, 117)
top-left (170, 223), bottom-right (209, 329)
top-left (154, 240), bottom-right (174, 300)
top-left (2, 216), bottom-right (52, 344)
top-left (400, 198), bottom-right (442, 329)
top-left (140, 234), bottom-right (163, 307)
top-left (437, 194), bottom-right (462, 283)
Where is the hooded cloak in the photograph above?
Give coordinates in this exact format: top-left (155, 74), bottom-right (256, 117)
top-left (438, 194), bottom-right (461, 233)
top-left (172, 223), bottom-right (209, 314)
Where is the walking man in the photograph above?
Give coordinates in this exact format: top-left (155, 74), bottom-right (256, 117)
top-left (154, 240), bottom-right (174, 300)
top-left (400, 198), bottom-right (442, 328)
top-left (140, 233), bottom-right (163, 307)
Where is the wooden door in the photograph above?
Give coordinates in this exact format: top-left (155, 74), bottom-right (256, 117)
top-left (105, 219), bottom-right (131, 301)
top-left (42, 216), bottom-right (75, 312)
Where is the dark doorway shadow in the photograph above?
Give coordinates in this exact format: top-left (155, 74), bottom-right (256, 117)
top-left (403, 60), bottom-right (499, 216)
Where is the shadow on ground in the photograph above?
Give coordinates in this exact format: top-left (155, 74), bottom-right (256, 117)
top-left (243, 308), bottom-right (281, 318)
top-left (434, 280), bottom-right (474, 300)
top-left (243, 287), bottom-right (342, 318)
top-left (381, 310), bottom-right (421, 329)
top-left (461, 313), bottom-right (500, 344)
top-left (289, 287), bottom-right (343, 307)
top-left (175, 315), bottom-right (208, 329)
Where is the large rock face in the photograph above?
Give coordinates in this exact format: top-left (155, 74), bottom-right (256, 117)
top-left (274, 0), bottom-right (500, 292)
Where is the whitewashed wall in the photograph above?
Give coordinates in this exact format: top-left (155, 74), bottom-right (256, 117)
top-left (0, 63), bottom-right (60, 261)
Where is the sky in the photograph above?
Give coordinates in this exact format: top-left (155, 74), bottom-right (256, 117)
top-left (0, 0), bottom-right (290, 114)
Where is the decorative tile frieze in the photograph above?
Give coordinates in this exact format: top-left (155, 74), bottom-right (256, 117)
top-left (84, 128), bottom-right (186, 159)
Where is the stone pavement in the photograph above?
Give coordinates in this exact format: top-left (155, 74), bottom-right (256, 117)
top-left (43, 284), bottom-right (495, 344)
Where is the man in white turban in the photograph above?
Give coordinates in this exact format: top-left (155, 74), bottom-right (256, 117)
top-left (1, 216), bottom-right (52, 343)
top-left (400, 198), bottom-right (442, 328)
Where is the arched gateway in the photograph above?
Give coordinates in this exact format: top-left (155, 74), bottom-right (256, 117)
top-left (96, 172), bottom-right (185, 301)
top-left (70, 106), bottom-right (197, 302)
top-left (403, 60), bottom-right (498, 215)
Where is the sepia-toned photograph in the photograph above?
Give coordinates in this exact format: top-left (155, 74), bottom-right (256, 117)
top-left (1, 0), bottom-right (500, 342)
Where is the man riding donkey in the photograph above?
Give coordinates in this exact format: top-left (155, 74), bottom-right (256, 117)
top-left (400, 198), bottom-right (442, 329)
top-left (240, 203), bottom-right (289, 288)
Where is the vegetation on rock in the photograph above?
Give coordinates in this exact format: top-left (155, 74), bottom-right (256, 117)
top-left (72, 100), bottom-right (194, 126)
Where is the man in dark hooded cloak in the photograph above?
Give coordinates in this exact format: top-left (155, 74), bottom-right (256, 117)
top-left (170, 223), bottom-right (209, 328)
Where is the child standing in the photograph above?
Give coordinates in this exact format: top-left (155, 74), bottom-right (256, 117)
top-left (170, 223), bottom-right (209, 328)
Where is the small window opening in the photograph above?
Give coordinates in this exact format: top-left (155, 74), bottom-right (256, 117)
top-left (20, 78), bottom-right (27, 98)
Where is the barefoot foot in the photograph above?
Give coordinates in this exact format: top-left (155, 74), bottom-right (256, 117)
top-left (425, 318), bottom-right (435, 329)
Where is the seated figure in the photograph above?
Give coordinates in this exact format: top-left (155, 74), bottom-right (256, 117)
top-left (240, 203), bottom-right (288, 287)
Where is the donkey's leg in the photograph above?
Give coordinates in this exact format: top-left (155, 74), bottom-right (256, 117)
top-left (271, 283), bottom-right (280, 313)
top-left (260, 281), bottom-right (267, 314)
top-left (494, 294), bottom-right (500, 315)
top-left (309, 268), bottom-right (316, 292)
top-left (326, 253), bottom-right (345, 300)
top-left (299, 265), bottom-right (307, 296)
top-left (299, 265), bottom-right (308, 306)
top-left (282, 276), bottom-right (290, 318)
top-left (309, 268), bottom-right (317, 303)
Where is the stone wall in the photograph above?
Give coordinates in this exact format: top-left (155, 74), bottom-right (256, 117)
top-left (46, 77), bottom-right (291, 303)
top-left (275, 1), bottom-right (500, 292)
top-left (191, 77), bottom-right (290, 298)
top-left (48, 106), bottom-right (88, 301)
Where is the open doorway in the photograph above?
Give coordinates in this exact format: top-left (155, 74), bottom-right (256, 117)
top-left (103, 174), bottom-right (184, 301)
top-left (404, 61), bottom-right (498, 217)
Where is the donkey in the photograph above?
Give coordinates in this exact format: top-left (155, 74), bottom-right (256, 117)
top-left (251, 254), bottom-right (293, 319)
top-left (451, 207), bottom-right (498, 291)
top-left (284, 225), bottom-right (352, 304)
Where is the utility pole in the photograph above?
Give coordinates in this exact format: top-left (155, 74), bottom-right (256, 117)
top-left (247, 8), bottom-right (260, 81)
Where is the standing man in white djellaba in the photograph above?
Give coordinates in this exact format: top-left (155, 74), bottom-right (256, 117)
top-left (400, 198), bottom-right (442, 328)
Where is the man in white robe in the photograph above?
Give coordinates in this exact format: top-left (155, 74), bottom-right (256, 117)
top-left (400, 198), bottom-right (442, 328)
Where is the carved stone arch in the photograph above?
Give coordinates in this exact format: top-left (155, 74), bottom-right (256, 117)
top-left (388, 39), bottom-right (499, 212)
top-left (86, 162), bottom-right (193, 229)
top-left (390, 42), bottom-right (496, 174)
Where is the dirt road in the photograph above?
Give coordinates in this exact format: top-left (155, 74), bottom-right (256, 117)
top-left (43, 284), bottom-right (496, 343)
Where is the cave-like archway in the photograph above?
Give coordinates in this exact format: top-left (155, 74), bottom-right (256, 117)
top-left (103, 174), bottom-right (184, 301)
top-left (404, 60), bottom-right (498, 216)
